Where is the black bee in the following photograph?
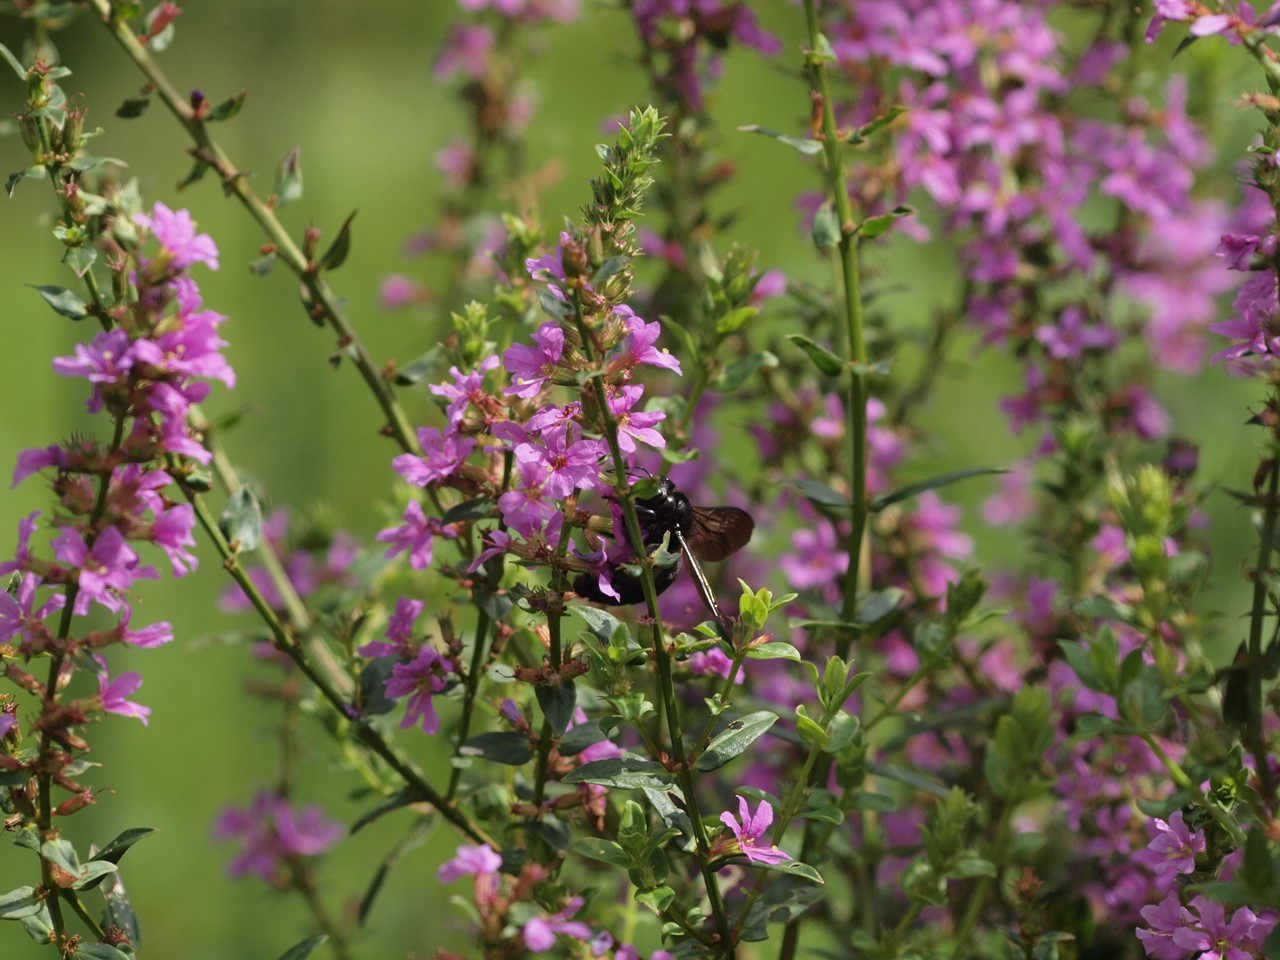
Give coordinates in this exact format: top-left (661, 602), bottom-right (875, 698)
top-left (574, 477), bottom-right (754, 623)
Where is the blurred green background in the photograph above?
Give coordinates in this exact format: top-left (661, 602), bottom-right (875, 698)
top-left (0, 2), bottom-right (1264, 958)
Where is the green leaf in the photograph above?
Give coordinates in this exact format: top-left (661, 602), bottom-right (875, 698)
top-left (6, 165), bottom-right (48, 197)
top-left (74, 946), bottom-right (132, 960)
top-left (591, 255), bottom-right (628, 286)
top-left (562, 757), bottom-right (674, 790)
top-left (787, 334), bottom-right (844, 375)
top-left (634, 885), bottom-right (675, 915)
top-left (559, 720), bottom-right (609, 757)
top-left (710, 350), bottom-right (778, 392)
top-left (40, 838), bottom-right (80, 874)
top-left (535, 681), bottom-right (576, 737)
top-left (115, 96), bottom-right (151, 119)
top-left (948, 855), bottom-right (997, 879)
top-left (441, 498), bottom-right (496, 525)
top-left (249, 252), bottom-right (277, 276)
top-left (70, 861), bottom-right (118, 889)
top-left (749, 858), bottom-right (824, 883)
top-left (178, 157), bottom-right (210, 189)
top-left (811, 202), bottom-right (841, 250)
top-left (274, 146), bottom-right (303, 206)
top-left (27, 285), bottom-right (88, 320)
top-left (714, 306), bottom-right (758, 335)
top-left (794, 709), bottom-right (829, 749)
top-left (849, 790), bottom-right (900, 811)
top-left (851, 106), bottom-right (907, 143)
top-left (0, 886), bottom-right (42, 920)
top-left (736, 124), bottom-right (824, 155)
top-left (797, 805), bottom-right (844, 825)
top-left (854, 587), bottom-right (904, 624)
top-left (1073, 595), bottom-right (1135, 623)
top-left (574, 605), bottom-right (624, 642)
top-left (206, 89), bottom-right (247, 122)
top-left (66, 156), bottom-right (127, 174)
top-left (0, 44), bottom-right (25, 80)
top-left (219, 486), bottom-right (262, 550)
top-left (318, 210), bottom-right (357, 272)
top-left (573, 837), bottom-right (632, 867)
top-left (695, 711), bottom-right (778, 772)
top-left (62, 245), bottom-right (97, 277)
top-left (459, 731), bottom-right (532, 766)
top-left (792, 479), bottom-right (851, 519)
top-left (870, 467), bottom-right (1006, 513)
top-left (275, 935), bottom-right (329, 960)
top-left (745, 641), bottom-right (801, 662)
top-left (857, 205), bottom-right (913, 239)
top-left (98, 873), bottom-right (139, 946)
top-left (350, 789), bottom-right (418, 834)
top-left (83, 828), bottom-right (155, 873)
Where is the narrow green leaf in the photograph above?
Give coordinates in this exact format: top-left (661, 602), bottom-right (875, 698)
top-left (714, 306), bottom-right (758, 335)
top-left (787, 334), bottom-right (844, 376)
top-left (74, 945), bottom-right (131, 960)
top-left (275, 935), bottom-right (329, 960)
top-left (535, 681), bottom-right (576, 737)
top-left (710, 350), bottom-right (778, 392)
top-left (0, 886), bottom-right (41, 920)
top-left (318, 210), bottom-right (357, 272)
top-left (459, 731), bottom-right (532, 766)
top-left (441, 498), bottom-right (495, 525)
top-left (737, 124), bottom-right (824, 155)
top-left (27, 285), bottom-right (87, 320)
top-left (854, 588), bottom-right (904, 624)
top-left (573, 838), bottom-right (632, 867)
top-left (0, 44), bottom-right (25, 80)
top-left (562, 757), bottom-right (673, 789)
top-left (751, 858), bottom-right (824, 883)
top-left (870, 467), bottom-right (1007, 513)
top-left (559, 721), bottom-right (609, 757)
top-left (249, 252), bottom-right (277, 276)
top-left (206, 90), bottom-right (247, 122)
top-left (745, 641), bottom-right (801, 662)
top-left (857, 205), bottom-right (914, 239)
top-left (852, 106), bottom-right (907, 143)
top-left (70, 861), bottom-right (118, 889)
top-left (274, 146), bottom-right (303, 206)
top-left (116, 96), bottom-right (151, 119)
top-left (695, 711), bottom-right (778, 771)
top-left (7, 165), bottom-right (48, 197)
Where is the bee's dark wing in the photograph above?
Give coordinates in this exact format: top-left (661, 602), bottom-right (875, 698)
top-left (687, 506), bottom-right (754, 562)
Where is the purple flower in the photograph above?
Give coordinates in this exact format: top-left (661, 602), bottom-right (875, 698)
top-left (504, 321), bottom-right (565, 398)
top-left (433, 24), bottom-right (493, 80)
top-left (611, 308), bottom-right (682, 377)
top-left (0, 573), bottom-right (64, 648)
top-left (429, 355), bottom-right (500, 424)
top-left (1172, 897), bottom-right (1261, 960)
top-left (719, 797), bottom-right (791, 865)
top-left (11, 444), bottom-right (67, 488)
top-left (437, 843), bottom-right (502, 882)
top-left (94, 655), bottom-right (150, 725)
top-left (135, 201), bottom-right (220, 271)
top-left (359, 596), bottom-right (424, 658)
top-left (607, 385), bottom-right (666, 453)
top-left (212, 790), bottom-right (343, 881)
top-left (522, 896), bottom-right (592, 952)
top-left (513, 423), bottom-right (601, 499)
top-left (393, 428), bottom-right (476, 487)
top-left (1137, 890), bottom-right (1193, 959)
top-left (376, 500), bottom-right (452, 570)
top-left (151, 502), bottom-right (198, 575)
top-left (1135, 811), bottom-right (1204, 880)
top-left (385, 645), bottom-right (451, 733)
top-left (51, 525), bottom-right (158, 616)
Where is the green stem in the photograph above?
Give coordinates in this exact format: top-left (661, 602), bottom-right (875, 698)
top-left (447, 609), bottom-right (492, 801)
top-left (799, 0), bottom-right (869, 657)
top-left (181, 487), bottom-right (494, 848)
top-left (571, 294), bottom-right (734, 958)
top-left (89, 0), bottom-right (419, 456)
top-left (1245, 447), bottom-right (1280, 807)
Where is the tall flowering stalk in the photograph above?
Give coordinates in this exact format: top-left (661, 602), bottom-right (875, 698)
top-left (0, 48), bottom-right (232, 953)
